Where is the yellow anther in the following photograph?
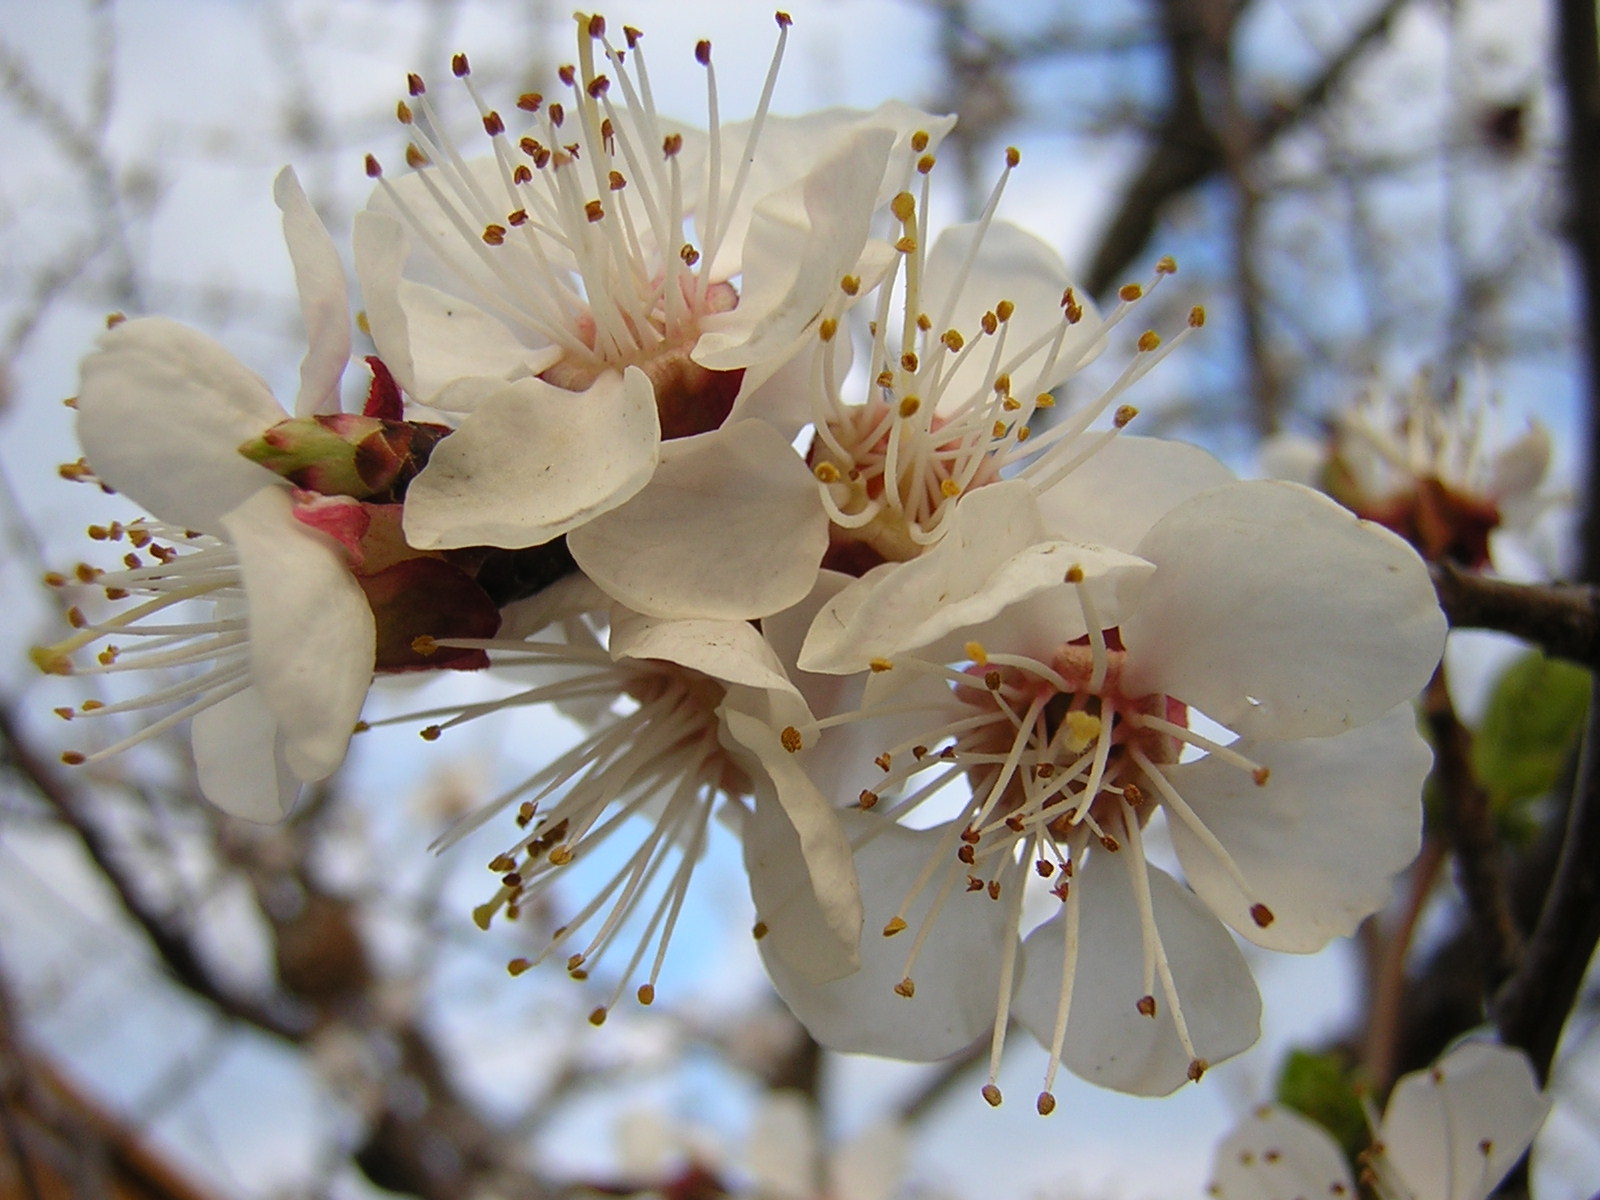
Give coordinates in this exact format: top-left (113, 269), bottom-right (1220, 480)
top-left (965, 641), bottom-right (988, 665)
top-left (901, 351), bottom-right (919, 373)
top-left (507, 957), bottom-right (531, 976)
top-left (548, 845), bottom-right (574, 866)
top-left (891, 191), bottom-right (916, 223)
top-left (893, 977), bottom-right (916, 997)
top-left (883, 916), bottom-right (908, 936)
top-left (899, 396), bottom-right (921, 418)
top-left (1114, 404), bottom-right (1138, 428)
top-left (995, 300), bottom-right (1015, 322)
top-left (1119, 283), bottom-right (1143, 302)
top-left (911, 130), bottom-right (930, 152)
top-left (1005, 146), bottom-right (1020, 167)
top-left (814, 462), bottom-right (841, 484)
top-left (940, 478), bottom-right (962, 498)
top-left (1062, 711), bottom-right (1102, 753)
top-left (1189, 305), bottom-right (1207, 328)
top-left (819, 317), bottom-right (839, 342)
top-left (941, 329), bottom-right (964, 352)
top-left (780, 726), bottom-right (803, 753)
top-left (840, 274), bottom-right (860, 295)
top-left (1137, 330), bottom-right (1161, 352)
top-left (869, 658), bottom-right (893, 673)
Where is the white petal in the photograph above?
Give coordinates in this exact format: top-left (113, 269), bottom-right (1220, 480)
top-left (353, 210), bottom-right (419, 395)
top-left (274, 167), bottom-right (350, 417)
top-left (1208, 1106), bottom-right (1356, 1200)
top-left (692, 125), bottom-right (895, 371)
top-left (1121, 481), bottom-right (1447, 740)
top-left (698, 103), bottom-right (954, 282)
top-left (799, 480), bottom-right (1152, 673)
top-left (569, 420), bottom-right (827, 620)
top-left (1014, 853), bottom-right (1261, 1096)
top-left (612, 609), bottom-right (802, 705)
top-left (191, 685), bottom-right (301, 822)
top-left (1034, 434), bottom-right (1237, 552)
top-left (220, 488), bottom-right (374, 781)
top-left (1378, 1042), bottom-right (1549, 1200)
top-left (1487, 424), bottom-right (1550, 505)
top-left (920, 221), bottom-right (1102, 410)
top-left (831, 1122), bottom-right (909, 1200)
top-left (1165, 704), bottom-right (1430, 951)
top-left (76, 317), bottom-right (284, 532)
top-left (737, 747), bottom-right (863, 987)
top-left (755, 816), bottom-right (1010, 1060)
top-left (403, 367), bottom-right (659, 550)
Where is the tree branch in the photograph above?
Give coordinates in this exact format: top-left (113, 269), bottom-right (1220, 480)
top-left (1430, 563), bottom-right (1600, 667)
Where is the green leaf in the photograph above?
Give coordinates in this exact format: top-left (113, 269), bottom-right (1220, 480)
top-left (1276, 1049), bottom-right (1368, 1165)
top-left (1471, 650), bottom-right (1590, 833)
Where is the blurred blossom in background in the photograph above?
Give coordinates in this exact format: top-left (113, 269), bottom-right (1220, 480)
top-left (1, 1), bottom-right (1596, 1198)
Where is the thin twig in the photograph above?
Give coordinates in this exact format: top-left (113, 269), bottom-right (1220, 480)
top-left (1430, 563), bottom-right (1600, 667)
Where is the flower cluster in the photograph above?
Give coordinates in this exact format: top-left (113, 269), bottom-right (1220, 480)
top-left (39, 11), bottom-right (1446, 1110)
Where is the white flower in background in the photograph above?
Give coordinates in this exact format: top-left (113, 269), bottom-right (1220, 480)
top-left (1209, 1041), bottom-right (1550, 1200)
top-left (386, 577), bottom-right (861, 1018)
top-left (612, 1090), bottom-right (914, 1200)
top-left (1262, 370), bottom-right (1553, 569)
top-left (40, 169), bottom-right (375, 822)
top-left (761, 476), bottom-right (1444, 1110)
top-left (356, 12), bottom-right (949, 621)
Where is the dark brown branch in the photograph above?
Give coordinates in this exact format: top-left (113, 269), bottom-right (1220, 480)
top-left (1086, 0), bottom-right (1412, 296)
top-left (1494, 669), bottom-right (1600, 1082)
top-left (1430, 563), bottom-right (1600, 667)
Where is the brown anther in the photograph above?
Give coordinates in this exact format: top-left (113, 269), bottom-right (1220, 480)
top-left (1119, 283), bottom-right (1143, 302)
top-left (912, 745), bottom-right (929, 760)
top-left (840, 273), bottom-right (861, 295)
top-left (957, 845), bottom-right (976, 865)
top-left (1099, 835), bottom-right (1121, 853)
top-left (584, 200), bottom-right (604, 223)
top-left (43, 572), bottom-right (67, 587)
top-left (1250, 903), bottom-right (1275, 928)
top-left (1252, 766), bottom-right (1271, 786)
top-left (1478, 1138), bottom-right (1493, 1157)
top-left (662, 132), bottom-right (683, 156)
top-left (960, 826), bottom-right (982, 844)
top-left (607, 170), bottom-right (626, 192)
top-left (407, 73), bottom-right (426, 96)
top-left (54, 707), bottom-right (73, 721)
top-left (637, 983), bottom-right (656, 1005)
top-left (1064, 564), bottom-right (1085, 583)
top-left (1035, 763), bottom-right (1055, 778)
top-left (489, 854), bottom-right (516, 872)
top-left (1036, 1092), bottom-right (1056, 1116)
top-left (588, 1007), bottom-right (607, 1026)
top-left (984, 669), bottom-right (1002, 691)
top-left (916, 313), bottom-right (932, 332)
top-left (1005, 816), bottom-right (1025, 833)
top-left (752, 920), bottom-right (768, 939)
top-left (517, 92), bottom-right (543, 112)
top-left (981, 311), bottom-right (998, 335)
top-left (508, 208), bottom-right (529, 226)
top-left (1136, 994), bottom-right (1157, 1017)
top-left (420, 724), bottom-right (442, 741)
top-left (66, 607), bottom-right (86, 629)
top-left (80, 699), bottom-right (104, 712)
top-left (1114, 404), bottom-right (1139, 428)
top-left (966, 876), bottom-right (984, 892)
top-left (883, 916), bottom-right (908, 936)
top-left (364, 154), bottom-right (383, 178)
top-left (679, 244), bottom-right (700, 266)
top-left (900, 351), bottom-right (920, 374)
top-left (451, 52), bottom-right (470, 77)
top-left (875, 368), bottom-right (895, 388)
top-left (987, 880), bottom-right (1001, 900)
top-left (941, 329), bottom-right (964, 352)
top-left (412, 635), bottom-right (439, 656)
top-left (405, 144), bottom-right (430, 169)
top-left (624, 25), bottom-right (642, 48)
top-left (507, 958), bottom-right (531, 976)
top-left (353, 720), bottom-right (371, 734)
top-left (1005, 145), bottom-right (1021, 168)
top-left (695, 39), bottom-right (712, 65)
top-left (1123, 783), bottom-right (1145, 806)
top-left (911, 130), bottom-right (930, 152)
top-left (1187, 1058), bottom-right (1209, 1083)
top-left (993, 372), bottom-right (1011, 395)
top-left (61, 751), bottom-right (86, 766)
top-left (981, 1084), bottom-right (1002, 1107)
top-left (500, 872), bottom-right (522, 888)
top-left (1137, 330), bottom-right (1161, 352)
top-left (917, 154), bottom-right (935, 174)
top-left (780, 726), bottom-right (803, 753)
top-left (1157, 255), bottom-right (1177, 275)
top-left (566, 953), bottom-right (585, 972)
top-left (548, 845), bottom-right (574, 866)
top-left (1036, 859), bottom-right (1055, 878)
top-left (396, 100), bottom-right (413, 124)
top-left (1189, 306), bottom-right (1207, 328)
top-left (517, 801), bottom-right (535, 823)
top-left (874, 753), bottom-right (892, 772)
top-left (818, 318), bottom-right (838, 342)
top-left (482, 111), bottom-right (505, 136)
top-left (557, 64), bottom-right (576, 86)
top-left (587, 13), bottom-right (605, 37)
top-left (548, 102), bottom-right (565, 127)
top-left (587, 75), bottom-right (610, 98)
top-left (858, 789), bottom-right (879, 810)
top-left (894, 977), bottom-right (915, 998)
top-left (775, 12), bottom-right (793, 28)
